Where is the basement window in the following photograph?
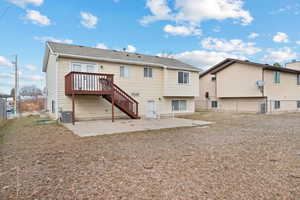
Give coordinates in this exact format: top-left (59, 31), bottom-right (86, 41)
top-left (274, 101), bottom-right (280, 109)
top-left (212, 101), bottom-right (218, 108)
top-left (172, 100), bottom-right (187, 112)
top-left (51, 100), bottom-right (55, 113)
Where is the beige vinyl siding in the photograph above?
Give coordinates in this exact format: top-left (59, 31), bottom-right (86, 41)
top-left (197, 62), bottom-right (300, 113)
top-left (55, 57), bottom-right (196, 120)
top-left (198, 73), bottom-right (217, 100)
top-left (264, 70), bottom-right (300, 100)
top-left (45, 53), bottom-right (57, 119)
top-left (163, 70), bottom-right (199, 97)
top-left (217, 63), bottom-right (263, 98)
top-left (286, 62), bottom-right (300, 71)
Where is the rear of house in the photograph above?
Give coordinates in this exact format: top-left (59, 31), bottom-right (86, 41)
top-left (43, 42), bottom-right (200, 122)
top-left (197, 59), bottom-right (300, 113)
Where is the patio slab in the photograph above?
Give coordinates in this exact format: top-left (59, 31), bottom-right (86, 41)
top-left (63, 118), bottom-right (214, 137)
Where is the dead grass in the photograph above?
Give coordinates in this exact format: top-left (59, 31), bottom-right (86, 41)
top-left (1, 112), bottom-right (300, 199)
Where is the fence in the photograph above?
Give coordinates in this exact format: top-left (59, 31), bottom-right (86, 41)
top-left (0, 98), bottom-right (7, 121)
top-left (196, 99), bottom-right (300, 114)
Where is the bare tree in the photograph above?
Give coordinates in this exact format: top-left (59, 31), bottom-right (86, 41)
top-left (273, 63), bottom-right (282, 68)
top-left (19, 85), bottom-right (42, 97)
top-left (159, 50), bottom-right (174, 58)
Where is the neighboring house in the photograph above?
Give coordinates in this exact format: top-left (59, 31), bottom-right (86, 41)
top-left (43, 42), bottom-right (200, 123)
top-left (197, 58), bottom-right (300, 113)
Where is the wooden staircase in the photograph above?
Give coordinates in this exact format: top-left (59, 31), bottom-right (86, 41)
top-left (65, 72), bottom-right (139, 123)
top-left (103, 83), bottom-right (139, 119)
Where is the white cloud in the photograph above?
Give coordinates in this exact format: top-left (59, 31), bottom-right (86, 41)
top-left (0, 56), bottom-right (13, 67)
top-left (96, 43), bottom-right (108, 49)
top-left (248, 32), bottom-right (259, 39)
top-left (25, 64), bottom-right (38, 71)
top-left (34, 36), bottom-right (73, 44)
top-left (140, 0), bottom-right (172, 24)
top-left (296, 41), bottom-right (300, 45)
top-left (262, 47), bottom-right (297, 63)
top-left (80, 12), bottom-right (98, 29)
top-left (273, 32), bottom-right (289, 43)
top-left (141, 0), bottom-right (253, 26)
top-left (0, 72), bottom-right (13, 79)
top-left (159, 50), bottom-right (246, 70)
top-left (163, 24), bottom-right (202, 36)
top-left (126, 45), bottom-right (137, 53)
top-left (21, 74), bottom-right (43, 81)
top-left (213, 26), bottom-right (221, 32)
top-left (201, 37), bottom-right (261, 55)
top-left (8, 0), bottom-right (43, 8)
top-left (25, 10), bottom-right (51, 26)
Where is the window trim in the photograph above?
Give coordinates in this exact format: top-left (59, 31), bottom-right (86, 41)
top-left (171, 100), bottom-right (187, 112)
top-left (120, 66), bottom-right (130, 78)
top-left (51, 100), bottom-right (55, 113)
top-left (274, 71), bottom-right (280, 84)
top-left (297, 101), bottom-right (300, 108)
top-left (70, 61), bottom-right (99, 73)
top-left (211, 101), bottom-right (218, 108)
top-left (178, 71), bottom-right (190, 84)
top-left (274, 100), bottom-right (280, 109)
top-left (144, 67), bottom-right (153, 78)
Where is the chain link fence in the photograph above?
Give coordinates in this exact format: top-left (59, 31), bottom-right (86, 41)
top-left (0, 98), bottom-right (7, 121)
top-left (196, 99), bottom-right (300, 114)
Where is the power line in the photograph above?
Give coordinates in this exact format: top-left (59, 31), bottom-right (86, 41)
top-left (0, 6), bottom-right (10, 21)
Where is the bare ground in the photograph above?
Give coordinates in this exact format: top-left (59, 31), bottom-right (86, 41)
top-left (0, 112), bottom-right (300, 200)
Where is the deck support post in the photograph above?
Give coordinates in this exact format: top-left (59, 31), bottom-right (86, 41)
top-left (72, 93), bottom-right (75, 125)
top-left (112, 91), bottom-right (115, 122)
top-left (111, 75), bottom-right (115, 122)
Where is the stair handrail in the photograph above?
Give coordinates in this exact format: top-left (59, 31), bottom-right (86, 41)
top-left (112, 83), bottom-right (139, 104)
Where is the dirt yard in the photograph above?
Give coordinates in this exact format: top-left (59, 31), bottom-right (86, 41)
top-left (1, 112), bottom-right (300, 199)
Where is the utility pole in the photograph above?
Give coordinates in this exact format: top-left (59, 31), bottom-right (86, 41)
top-left (12, 55), bottom-right (18, 116)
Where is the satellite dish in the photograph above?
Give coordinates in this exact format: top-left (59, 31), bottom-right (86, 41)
top-left (256, 80), bottom-right (265, 87)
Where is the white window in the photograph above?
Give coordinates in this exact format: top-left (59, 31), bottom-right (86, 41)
top-left (144, 67), bottom-right (153, 78)
top-left (172, 100), bottom-right (187, 112)
top-left (178, 71), bottom-right (190, 84)
top-left (72, 63), bottom-right (82, 72)
top-left (120, 66), bottom-right (130, 78)
top-left (71, 62), bottom-right (98, 73)
top-left (86, 64), bottom-right (97, 73)
top-left (274, 72), bottom-right (280, 84)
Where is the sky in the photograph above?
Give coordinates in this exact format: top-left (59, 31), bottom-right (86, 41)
top-left (0, 0), bottom-right (300, 94)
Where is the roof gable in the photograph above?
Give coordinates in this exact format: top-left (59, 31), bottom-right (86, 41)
top-left (199, 58), bottom-right (300, 78)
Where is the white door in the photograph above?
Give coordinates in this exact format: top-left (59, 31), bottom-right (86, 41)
top-left (147, 100), bottom-right (156, 118)
top-left (72, 63), bottom-right (98, 90)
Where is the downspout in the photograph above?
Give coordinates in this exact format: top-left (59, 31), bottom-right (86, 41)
top-left (262, 68), bottom-right (268, 113)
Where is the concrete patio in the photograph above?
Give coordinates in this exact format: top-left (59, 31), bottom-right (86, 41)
top-left (63, 118), bottom-right (213, 137)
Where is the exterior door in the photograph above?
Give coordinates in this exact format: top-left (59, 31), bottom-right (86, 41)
top-left (72, 63), bottom-right (98, 90)
top-left (147, 100), bottom-right (156, 118)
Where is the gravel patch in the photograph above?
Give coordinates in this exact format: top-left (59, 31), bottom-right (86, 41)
top-left (0, 112), bottom-right (300, 199)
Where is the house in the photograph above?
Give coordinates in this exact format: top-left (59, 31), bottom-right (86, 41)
top-left (196, 58), bottom-right (300, 113)
top-left (43, 42), bottom-right (201, 123)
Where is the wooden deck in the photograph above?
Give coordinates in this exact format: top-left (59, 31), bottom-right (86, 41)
top-left (64, 72), bottom-right (139, 124)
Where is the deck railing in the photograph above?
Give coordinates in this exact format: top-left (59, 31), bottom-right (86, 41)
top-left (65, 72), bottom-right (114, 95)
